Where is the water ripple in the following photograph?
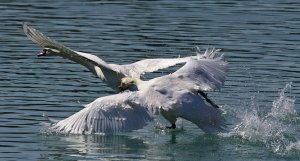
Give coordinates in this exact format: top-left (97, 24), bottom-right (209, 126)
top-left (1, 0), bottom-right (299, 160)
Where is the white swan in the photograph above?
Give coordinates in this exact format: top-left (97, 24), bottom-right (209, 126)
top-left (23, 23), bottom-right (199, 91)
top-left (49, 48), bottom-right (228, 134)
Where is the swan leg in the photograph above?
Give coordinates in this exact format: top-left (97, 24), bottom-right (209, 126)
top-left (160, 108), bottom-right (177, 129)
top-left (198, 91), bottom-right (220, 108)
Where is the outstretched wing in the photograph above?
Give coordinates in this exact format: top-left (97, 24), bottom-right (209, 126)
top-left (23, 23), bottom-right (125, 90)
top-left (174, 48), bottom-right (228, 91)
top-left (115, 56), bottom-right (196, 77)
top-left (49, 92), bottom-right (152, 134)
top-left (114, 48), bottom-right (222, 78)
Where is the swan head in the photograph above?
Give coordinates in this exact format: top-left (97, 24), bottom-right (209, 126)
top-left (118, 77), bottom-right (140, 92)
top-left (37, 48), bottom-right (60, 57)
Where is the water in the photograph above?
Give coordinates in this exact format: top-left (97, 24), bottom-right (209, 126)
top-left (1, 0), bottom-right (300, 160)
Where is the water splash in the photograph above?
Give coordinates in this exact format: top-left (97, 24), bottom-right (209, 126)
top-left (224, 82), bottom-right (299, 154)
top-left (269, 82), bottom-right (296, 119)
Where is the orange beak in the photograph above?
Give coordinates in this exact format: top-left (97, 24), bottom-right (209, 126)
top-left (37, 49), bottom-right (47, 57)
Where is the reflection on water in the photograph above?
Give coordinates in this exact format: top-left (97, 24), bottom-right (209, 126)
top-left (39, 134), bottom-right (148, 160)
top-left (1, 0), bottom-right (300, 160)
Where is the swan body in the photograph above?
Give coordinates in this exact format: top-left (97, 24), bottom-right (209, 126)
top-left (23, 23), bottom-right (199, 91)
top-left (49, 48), bottom-right (228, 134)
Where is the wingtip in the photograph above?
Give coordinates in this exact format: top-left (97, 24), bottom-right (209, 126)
top-left (22, 22), bottom-right (34, 38)
top-left (22, 22), bottom-right (27, 28)
top-left (22, 23), bottom-right (37, 36)
top-left (195, 46), bottom-right (223, 60)
top-left (43, 113), bottom-right (59, 123)
top-left (22, 22), bottom-right (29, 33)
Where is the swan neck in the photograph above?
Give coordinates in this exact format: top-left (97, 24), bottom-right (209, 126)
top-left (135, 78), bottom-right (147, 90)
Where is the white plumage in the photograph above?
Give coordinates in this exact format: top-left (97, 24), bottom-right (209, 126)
top-left (23, 23), bottom-right (228, 134)
top-left (23, 23), bottom-right (197, 91)
top-left (51, 92), bottom-right (152, 134)
top-left (48, 48), bottom-right (228, 134)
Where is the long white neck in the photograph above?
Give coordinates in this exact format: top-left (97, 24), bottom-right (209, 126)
top-left (133, 78), bottom-right (148, 91)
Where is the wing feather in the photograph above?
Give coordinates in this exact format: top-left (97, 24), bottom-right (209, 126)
top-left (23, 23), bottom-right (125, 89)
top-left (49, 92), bottom-right (152, 134)
top-left (115, 56), bottom-right (196, 77)
top-left (174, 48), bottom-right (228, 91)
top-left (115, 47), bottom-right (221, 78)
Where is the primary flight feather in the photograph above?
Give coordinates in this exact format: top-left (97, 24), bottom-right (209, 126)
top-left (23, 23), bottom-right (198, 91)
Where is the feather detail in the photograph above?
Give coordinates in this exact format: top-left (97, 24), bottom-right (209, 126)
top-left (49, 92), bottom-right (153, 134)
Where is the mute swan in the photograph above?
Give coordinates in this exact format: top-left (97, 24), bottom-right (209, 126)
top-left (23, 23), bottom-right (199, 91)
top-left (49, 48), bottom-right (228, 134)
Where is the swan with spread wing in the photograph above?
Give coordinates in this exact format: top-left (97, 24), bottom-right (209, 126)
top-left (23, 23), bottom-right (198, 91)
top-left (49, 48), bottom-right (228, 134)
